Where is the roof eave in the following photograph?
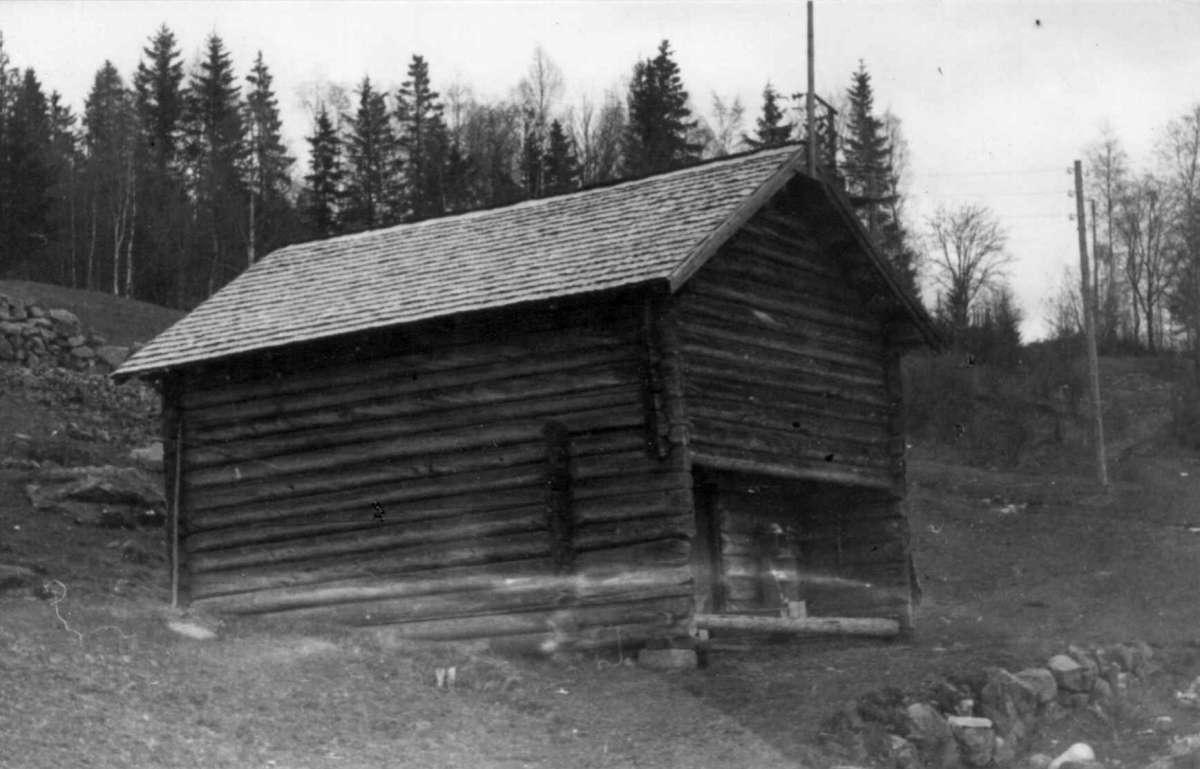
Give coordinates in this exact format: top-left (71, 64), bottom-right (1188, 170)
top-left (815, 166), bottom-right (945, 352)
top-left (111, 279), bottom-right (673, 382)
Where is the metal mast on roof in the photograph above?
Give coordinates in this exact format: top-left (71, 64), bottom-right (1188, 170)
top-left (806, 0), bottom-right (816, 176)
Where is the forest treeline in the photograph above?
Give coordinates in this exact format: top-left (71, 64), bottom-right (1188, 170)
top-left (1039, 118), bottom-right (1200, 368)
top-left (0, 26), bottom-right (920, 311)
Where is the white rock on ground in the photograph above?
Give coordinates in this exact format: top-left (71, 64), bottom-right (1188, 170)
top-left (905, 702), bottom-right (951, 744)
top-left (1016, 667), bottom-right (1059, 703)
top-left (947, 716), bottom-right (995, 767)
top-left (166, 620), bottom-right (218, 640)
top-left (1048, 654), bottom-right (1090, 693)
top-left (1048, 742), bottom-right (1094, 769)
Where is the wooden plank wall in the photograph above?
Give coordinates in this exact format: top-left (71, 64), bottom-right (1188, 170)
top-left (173, 301), bottom-right (695, 647)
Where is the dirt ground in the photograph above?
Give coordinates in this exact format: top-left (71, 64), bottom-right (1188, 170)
top-left (4, 355), bottom-right (1200, 768)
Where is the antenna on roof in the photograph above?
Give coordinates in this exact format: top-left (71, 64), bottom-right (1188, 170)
top-left (806, 1), bottom-right (817, 176)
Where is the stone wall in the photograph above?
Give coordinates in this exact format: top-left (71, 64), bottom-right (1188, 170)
top-left (825, 641), bottom-right (1166, 769)
top-left (0, 293), bottom-right (134, 373)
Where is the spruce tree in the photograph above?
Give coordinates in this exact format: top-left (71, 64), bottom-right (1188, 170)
top-left (134, 25), bottom-right (184, 173)
top-left (46, 91), bottom-right (81, 286)
top-left (843, 62), bottom-right (921, 300)
top-left (844, 62), bottom-right (891, 230)
top-left (879, 210), bottom-right (920, 301)
top-left (133, 24), bottom-right (187, 304)
top-left (622, 40), bottom-right (700, 177)
top-left (520, 115), bottom-right (543, 198)
top-left (244, 51), bottom-right (294, 263)
top-left (396, 55), bottom-right (448, 221)
top-left (542, 119), bottom-right (579, 195)
top-left (1, 69), bottom-right (54, 276)
top-left (0, 34), bottom-right (19, 260)
top-left (344, 76), bottom-right (403, 231)
top-left (744, 82), bottom-right (793, 149)
top-left (182, 33), bottom-right (247, 297)
top-left (302, 106), bottom-right (344, 238)
top-left (83, 61), bottom-right (137, 294)
top-left (442, 138), bottom-right (474, 213)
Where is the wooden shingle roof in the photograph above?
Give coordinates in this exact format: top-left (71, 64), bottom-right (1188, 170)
top-left (116, 146), bottom-right (931, 378)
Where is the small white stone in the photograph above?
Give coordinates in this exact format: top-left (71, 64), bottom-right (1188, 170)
top-left (1048, 742), bottom-right (1094, 769)
top-left (166, 620), bottom-right (217, 640)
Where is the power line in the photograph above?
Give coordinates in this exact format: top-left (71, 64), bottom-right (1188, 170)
top-left (914, 190), bottom-right (1076, 198)
top-left (919, 167), bottom-right (1065, 178)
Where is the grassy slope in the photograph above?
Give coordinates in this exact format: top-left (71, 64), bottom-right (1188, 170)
top-left (0, 280), bottom-right (184, 348)
top-left (2, 355), bottom-right (1200, 768)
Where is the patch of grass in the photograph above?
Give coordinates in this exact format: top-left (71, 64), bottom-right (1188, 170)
top-left (1172, 378), bottom-right (1200, 451)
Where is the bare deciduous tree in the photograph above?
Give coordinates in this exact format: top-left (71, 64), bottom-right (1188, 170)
top-left (296, 79), bottom-right (350, 126)
top-left (1158, 105), bottom-right (1200, 369)
top-left (517, 45), bottom-right (564, 131)
top-left (925, 203), bottom-right (1011, 335)
top-left (444, 81), bottom-right (473, 140)
top-left (567, 89), bottom-right (624, 185)
top-left (1044, 265), bottom-right (1084, 340)
top-left (1116, 174), bottom-right (1177, 352)
top-left (706, 93), bottom-right (745, 157)
top-left (1086, 123), bottom-right (1129, 345)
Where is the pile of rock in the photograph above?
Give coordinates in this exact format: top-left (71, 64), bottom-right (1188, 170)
top-left (829, 642), bottom-right (1160, 769)
top-left (0, 293), bottom-right (133, 373)
top-left (25, 463), bottom-right (165, 529)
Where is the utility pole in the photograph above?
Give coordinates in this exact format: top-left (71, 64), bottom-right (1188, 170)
top-left (1075, 160), bottom-right (1108, 487)
top-left (1090, 198), bottom-right (1100, 334)
top-left (806, 0), bottom-right (816, 176)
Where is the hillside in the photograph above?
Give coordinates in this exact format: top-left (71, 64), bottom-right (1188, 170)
top-left (0, 280), bottom-right (184, 349)
top-left (3, 339), bottom-right (1200, 768)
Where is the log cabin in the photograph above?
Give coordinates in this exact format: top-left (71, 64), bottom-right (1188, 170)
top-left (115, 145), bottom-right (939, 649)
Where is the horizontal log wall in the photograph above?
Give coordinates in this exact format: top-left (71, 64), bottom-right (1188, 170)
top-left (673, 189), bottom-right (899, 491)
top-left (177, 301), bottom-right (694, 643)
top-left (674, 187), bottom-right (913, 621)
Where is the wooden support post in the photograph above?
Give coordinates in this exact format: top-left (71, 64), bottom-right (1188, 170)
top-left (543, 420), bottom-right (575, 574)
top-left (640, 296), bottom-right (670, 459)
top-left (647, 290), bottom-right (700, 620)
top-left (1074, 160), bottom-right (1109, 487)
top-left (883, 349), bottom-right (907, 497)
top-left (162, 374), bottom-right (185, 608)
top-left (652, 296), bottom-right (693, 465)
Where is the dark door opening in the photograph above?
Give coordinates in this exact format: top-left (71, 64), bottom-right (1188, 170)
top-left (692, 468), bottom-right (803, 615)
top-left (691, 467), bottom-right (911, 620)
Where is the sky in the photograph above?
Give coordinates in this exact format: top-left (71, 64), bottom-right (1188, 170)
top-left (5, 0), bottom-right (1200, 340)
